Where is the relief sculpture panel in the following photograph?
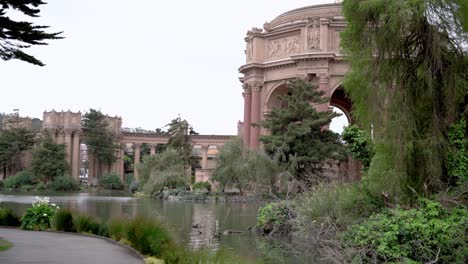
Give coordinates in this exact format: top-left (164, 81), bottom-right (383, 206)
top-left (267, 34), bottom-right (302, 59)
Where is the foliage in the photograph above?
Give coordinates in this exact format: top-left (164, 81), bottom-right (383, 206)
top-left (212, 137), bottom-right (281, 195)
top-left (53, 209), bottom-right (75, 232)
top-left (257, 201), bottom-right (293, 236)
top-left (166, 117), bottom-right (199, 172)
top-left (139, 148), bottom-right (187, 196)
top-left (125, 216), bottom-right (174, 257)
top-left (192, 181), bottom-right (211, 192)
top-left (0, 128), bottom-right (35, 175)
top-left (3, 171), bottom-right (35, 188)
top-left (21, 196), bottom-right (59, 230)
top-left (100, 173), bottom-right (124, 190)
top-left (346, 199), bottom-right (467, 263)
top-left (48, 175), bottom-right (79, 191)
top-left (107, 217), bottom-right (128, 241)
top-left (0, 208), bottom-right (20, 226)
top-left (0, 0), bottom-right (62, 66)
top-left (447, 117), bottom-right (468, 185)
top-left (295, 183), bottom-right (383, 230)
top-left (341, 125), bottom-right (374, 170)
top-left (0, 239), bottom-right (12, 252)
top-left (82, 109), bottom-right (117, 168)
top-left (31, 134), bottom-right (69, 183)
top-left (73, 214), bottom-right (98, 233)
top-left (260, 79), bottom-right (345, 186)
top-left (342, 0), bottom-right (468, 200)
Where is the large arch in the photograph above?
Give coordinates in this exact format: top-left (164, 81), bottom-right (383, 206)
top-left (330, 85), bottom-right (352, 124)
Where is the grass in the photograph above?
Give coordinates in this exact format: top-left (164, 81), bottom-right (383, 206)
top-left (0, 239), bottom-right (13, 252)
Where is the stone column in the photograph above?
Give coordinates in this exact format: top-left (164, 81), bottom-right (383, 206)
top-left (134, 143), bottom-right (141, 181)
top-left (150, 144), bottom-right (156, 156)
top-left (320, 18), bottom-right (329, 52)
top-left (88, 153), bottom-right (95, 186)
top-left (242, 84), bottom-right (252, 148)
top-left (201, 144), bottom-right (209, 170)
top-left (317, 73), bottom-right (330, 112)
top-left (71, 131), bottom-right (80, 180)
top-left (64, 130), bottom-right (72, 166)
top-left (249, 82), bottom-right (262, 148)
top-left (119, 144), bottom-right (125, 181)
top-left (56, 131), bottom-right (64, 144)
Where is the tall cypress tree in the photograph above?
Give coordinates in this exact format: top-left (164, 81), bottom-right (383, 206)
top-left (0, 0), bottom-right (62, 66)
top-left (260, 79), bottom-right (345, 186)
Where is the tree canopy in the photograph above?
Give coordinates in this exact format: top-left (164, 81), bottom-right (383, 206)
top-left (341, 0), bottom-right (468, 199)
top-left (82, 109), bottom-right (117, 167)
top-left (0, 0), bottom-right (62, 66)
top-left (31, 133), bottom-right (68, 183)
top-left (0, 127), bottom-right (35, 174)
top-left (260, 79), bottom-right (345, 185)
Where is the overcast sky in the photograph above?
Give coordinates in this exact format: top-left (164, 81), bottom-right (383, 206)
top-left (1, 0), bottom-right (347, 135)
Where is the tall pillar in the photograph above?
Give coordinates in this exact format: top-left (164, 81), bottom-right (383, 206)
top-left (317, 73), bottom-right (330, 112)
top-left (201, 145), bottom-right (209, 170)
top-left (119, 144), bottom-right (125, 181)
top-left (249, 82), bottom-right (262, 148)
top-left (64, 130), bottom-right (72, 166)
top-left (71, 131), bottom-right (80, 180)
top-left (150, 144), bottom-right (156, 156)
top-left (56, 131), bottom-right (64, 144)
top-left (134, 143), bottom-right (141, 181)
top-left (242, 84), bottom-right (252, 147)
top-left (88, 153), bottom-right (95, 186)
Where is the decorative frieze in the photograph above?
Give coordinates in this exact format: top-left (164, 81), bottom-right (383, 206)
top-left (267, 34), bottom-right (302, 59)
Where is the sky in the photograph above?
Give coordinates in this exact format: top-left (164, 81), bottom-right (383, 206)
top-left (0, 0), bottom-right (347, 135)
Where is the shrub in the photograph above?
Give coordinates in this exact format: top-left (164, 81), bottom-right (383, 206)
top-left (192, 181), bottom-right (211, 192)
top-left (125, 173), bottom-right (134, 188)
top-left (126, 216), bottom-right (174, 257)
top-left (53, 209), bottom-right (75, 232)
top-left (21, 196), bottom-right (59, 230)
top-left (49, 175), bottom-right (79, 191)
top-left (3, 171), bottom-right (34, 189)
top-left (0, 208), bottom-right (20, 227)
top-left (129, 181), bottom-right (139, 194)
top-left (108, 218), bottom-right (128, 241)
top-left (73, 214), bottom-right (101, 234)
top-left (295, 183), bottom-right (383, 229)
top-left (101, 173), bottom-right (124, 190)
top-left (346, 199), bottom-right (467, 263)
top-left (256, 201), bottom-right (293, 236)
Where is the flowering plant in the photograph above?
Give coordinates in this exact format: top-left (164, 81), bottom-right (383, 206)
top-left (21, 196), bottom-right (60, 230)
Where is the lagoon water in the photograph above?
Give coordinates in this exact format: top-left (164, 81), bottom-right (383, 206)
top-left (0, 192), bottom-right (309, 263)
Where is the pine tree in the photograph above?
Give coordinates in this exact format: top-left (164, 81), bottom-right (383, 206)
top-left (260, 79), bottom-right (345, 185)
top-left (31, 134), bottom-right (68, 183)
top-left (0, 0), bottom-right (62, 66)
top-left (82, 109), bottom-right (117, 176)
top-left (0, 128), bottom-right (35, 175)
top-left (166, 117), bottom-right (198, 171)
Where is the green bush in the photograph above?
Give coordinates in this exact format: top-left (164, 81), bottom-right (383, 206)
top-left (21, 197), bottom-right (59, 230)
top-left (125, 173), bottom-right (134, 188)
top-left (126, 216), bottom-right (174, 257)
top-left (346, 199), bottom-right (467, 263)
top-left (101, 173), bottom-right (124, 190)
top-left (53, 209), bottom-right (75, 232)
top-left (256, 201), bottom-right (293, 236)
top-left (295, 183), bottom-right (383, 229)
top-left (49, 175), bottom-right (79, 191)
top-left (3, 171), bottom-right (35, 189)
top-left (73, 214), bottom-right (100, 234)
top-left (192, 181), bottom-right (211, 192)
top-left (0, 208), bottom-right (20, 227)
top-left (108, 218), bottom-right (128, 241)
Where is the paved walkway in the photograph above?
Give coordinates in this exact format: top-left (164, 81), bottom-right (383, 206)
top-left (0, 228), bottom-right (143, 264)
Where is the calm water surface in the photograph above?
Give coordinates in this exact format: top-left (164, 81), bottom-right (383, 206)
top-left (0, 192), bottom-right (309, 263)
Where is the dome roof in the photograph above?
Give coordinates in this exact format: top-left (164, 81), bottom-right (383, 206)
top-left (267, 3), bottom-right (342, 29)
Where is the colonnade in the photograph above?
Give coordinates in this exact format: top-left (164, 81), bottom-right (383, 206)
top-left (47, 129), bottom-right (81, 180)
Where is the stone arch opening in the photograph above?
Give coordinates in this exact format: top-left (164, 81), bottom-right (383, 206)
top-left (329, 85), bottom-right (352, 124)
top-left (266, 83), bottom-right (289, 112)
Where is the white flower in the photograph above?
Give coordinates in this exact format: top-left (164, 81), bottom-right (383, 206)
top-left (51, 203), bottom-right (56, 207)
top-left (43, 213), bottom-right (47, 216)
